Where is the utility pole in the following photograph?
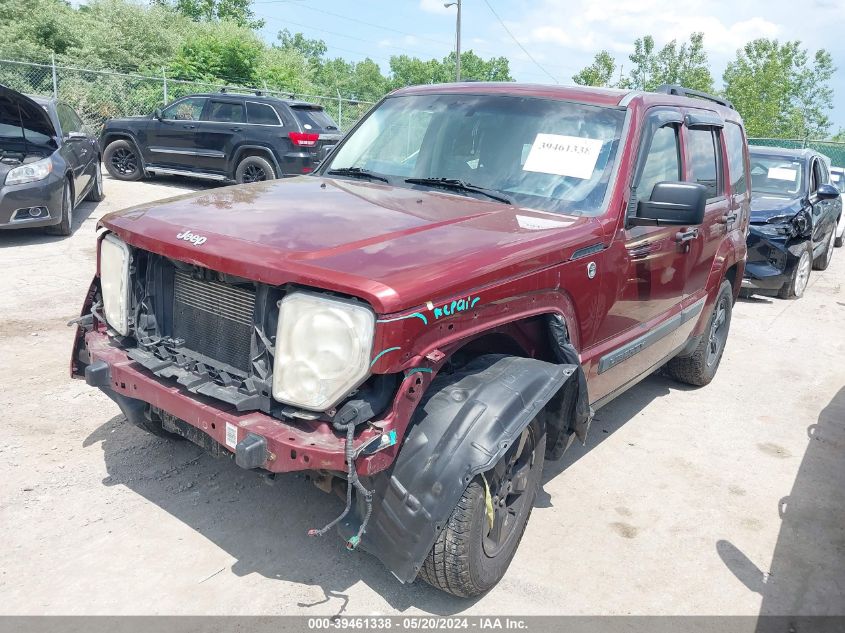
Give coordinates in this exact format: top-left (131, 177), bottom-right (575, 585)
top-left (444, 0), bottom-right (461, 82)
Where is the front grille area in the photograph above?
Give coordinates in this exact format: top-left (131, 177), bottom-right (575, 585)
top-left (172, 271), bottom-right (256, 373)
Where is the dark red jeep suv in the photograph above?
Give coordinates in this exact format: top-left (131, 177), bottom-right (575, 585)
top-left (71, 82), bottom-right (750, 597)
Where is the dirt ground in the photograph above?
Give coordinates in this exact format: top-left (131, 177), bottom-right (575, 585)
top-left (0, 175), bottom-right (843, 616)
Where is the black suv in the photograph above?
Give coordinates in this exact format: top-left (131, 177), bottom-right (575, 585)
top-left (101, 91), bottom-right (342, 184)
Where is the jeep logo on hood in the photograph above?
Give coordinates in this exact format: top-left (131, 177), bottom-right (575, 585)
top-left (176, 230), bottom-right (207, 246)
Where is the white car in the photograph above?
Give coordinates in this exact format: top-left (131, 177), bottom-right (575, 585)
top-left (831, 166), bottom-right (845, 247)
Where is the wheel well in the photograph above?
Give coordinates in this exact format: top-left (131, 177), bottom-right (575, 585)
top-left (234, 148), bottom-right (277, 176)
top-left (103, 133), bottom-right (134, 147)
top-left (724, 263), bottom-right (738, 295)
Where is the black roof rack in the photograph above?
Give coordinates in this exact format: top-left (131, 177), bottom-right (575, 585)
top-left (219, 87), bottom-right (265, 97)
top-left (655, 84), bottom-right (734, 110)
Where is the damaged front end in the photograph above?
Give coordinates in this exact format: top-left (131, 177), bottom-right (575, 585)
top-left (743, 208), bottom-right (812, 293)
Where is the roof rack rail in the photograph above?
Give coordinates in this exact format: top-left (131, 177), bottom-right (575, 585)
top-left (655, 84), bottom-right (734, 110)
top-left (219, 87), bottom-right (265, 97)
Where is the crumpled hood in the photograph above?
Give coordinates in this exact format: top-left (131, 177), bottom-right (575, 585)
top-left (100, 177), bottom-right (603, 313)
top-left (750, 194), bottom-right (803, 223)
top-left (0, 84), bottom-right (56, 140)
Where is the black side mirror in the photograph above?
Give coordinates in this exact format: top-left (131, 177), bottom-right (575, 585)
top-left (632, 181), bottom-right (707, 226)
top-left (153, 108), bottom-right (163, 120)
top-left (817, 183), bottom-right (840, 200)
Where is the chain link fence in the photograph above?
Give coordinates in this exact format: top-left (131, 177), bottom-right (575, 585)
top-left (749, 138), bottom-right (845, 168)
top-left (0, 57), bottom-right (375, 134)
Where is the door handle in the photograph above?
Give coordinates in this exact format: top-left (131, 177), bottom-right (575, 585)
top-left (721, 212), bottom-right (738, 225)
top-left (675, 228), bottom-right (699, 244)
top-left (182, 124), bottom-right (196, 130)
top-left (627, 242), bottom-right (657, 259)
top-left (230, 127), bottom-right (243, 132)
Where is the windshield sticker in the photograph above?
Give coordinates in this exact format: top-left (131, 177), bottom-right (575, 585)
top-left (768, 167), bottom-right (798, 181)
top-left (522, 134), bottom-right (603, 179)
top-left (516, 215), bottom-right (573, 230)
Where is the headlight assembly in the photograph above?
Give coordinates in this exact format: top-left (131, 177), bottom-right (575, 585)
top-left (99, 234), bottom-right (131, 336)
top-left (5, 157), bottom-right (53, 186)
top-left (272, 291), bottom-right (375, 411)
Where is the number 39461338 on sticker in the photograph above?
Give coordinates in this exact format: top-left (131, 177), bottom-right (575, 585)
top-left (522, 133), bottom-right (603, 179)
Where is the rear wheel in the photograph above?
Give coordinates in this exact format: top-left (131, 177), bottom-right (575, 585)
top-left (104, 140), bottom-right (142, 181)
top-left (45, 180), bottom-right (73, 236)
top-left (778, 243), bottom-right (812, 299)
top-left (419, 417), bottom-right (545, 597)
top-left (813, 229), bottom-right (835, 271)
top-left (235, 155), bottom-right (276, 184)
top-left (666, 280), bottom-right (733, 387)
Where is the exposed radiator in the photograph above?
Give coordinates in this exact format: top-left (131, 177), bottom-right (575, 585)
top-left (172, 270), bottom-right (255, 373)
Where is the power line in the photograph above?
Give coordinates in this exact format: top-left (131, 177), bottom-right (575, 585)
top-left (480, 0), bottom-right (559, 84)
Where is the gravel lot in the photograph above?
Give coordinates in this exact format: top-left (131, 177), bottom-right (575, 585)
top-left (0, 175), bottom-right (843, 616)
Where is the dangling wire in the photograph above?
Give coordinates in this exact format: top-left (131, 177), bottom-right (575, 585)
top-left (307, 420), bottom-right (374, 549)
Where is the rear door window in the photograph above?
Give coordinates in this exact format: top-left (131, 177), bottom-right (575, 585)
top-left (686, 127), bottom-right (722, 199)
top-left (247, 102), bottom-right (282, 125)
top-left (291, 105), bottom-right (339, 132)
top-left (724, 122), bottom-right (749, 196)
top-left (206, 101), bottom-right (246, 123)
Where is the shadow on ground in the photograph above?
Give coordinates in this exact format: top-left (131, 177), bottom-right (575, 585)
top-left (84, 369), bottom-right (684, 614)
top-left (716, 387), bottom-right (845, 617)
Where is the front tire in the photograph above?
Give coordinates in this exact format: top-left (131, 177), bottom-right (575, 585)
top-left (419, 417), bottom-right (545, 597)
top-left (778, 242), bottom-right (812, 299)
top-left (666, 279), bottom-right (733, 387)
top-left (45, 180), bottom-right (73, 236)
top-left (104, 140), bottom-right (142, 181)
top-left (813, 229), bottom-right (835, 271)
top-left (235, 155), bottom-right (276, 184)
top-left (85, 160), bottom-right (105, 202)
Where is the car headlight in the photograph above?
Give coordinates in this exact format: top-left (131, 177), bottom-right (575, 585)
top-left (272, 291), bottom-right (375, 411)
top-left (5, 157), bottom-right (53, 186)
top-left (99, 234), bottom-right (131, 336)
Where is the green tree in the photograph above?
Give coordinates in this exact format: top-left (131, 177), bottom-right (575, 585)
top-left (723, 39), bottom-right (836, 139)
top-left (152, 0), bottom-right (263, 29)
top-left (276, 29), bottom-right (327, 65)
top-left (572, 51), bottom-right (616, 87)
top-left (389, 50), bottom-right (511, 89)
top-left (652, 32), bottom-right (714, 92)
top-left (169, 21), bottom-right (264, 84)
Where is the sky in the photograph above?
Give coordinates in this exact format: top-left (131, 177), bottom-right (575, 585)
top-left (252, 0), bottom-right (845, 134)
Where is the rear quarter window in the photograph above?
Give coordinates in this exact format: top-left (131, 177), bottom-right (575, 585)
top-left (291, 105), bottom-right (339, 132)
top-left (247, 102), bottom-right (282, 125)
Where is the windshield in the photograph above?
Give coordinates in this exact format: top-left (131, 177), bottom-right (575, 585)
top-left (324, 93), bottom-right (626, 215)
top-left (749, 153), bottom-right (805, 196)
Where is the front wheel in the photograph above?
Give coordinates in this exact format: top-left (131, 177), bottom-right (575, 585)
top-left (813, 230), bottom-right (835, 271)
top-left (103, 140), bottom-right (142, 181)
top-left (666, 279), bottom-right (733, 387)
top-left (45, 180), bottom-right (73, 236)
top-left (419, 417), bottom-right (545, 597)
top-left (85, 160), bottom-right (105, 202)
top-left (778, 242), bottom-right (812, 299)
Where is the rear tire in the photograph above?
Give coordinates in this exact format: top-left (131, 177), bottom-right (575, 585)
top-left (235, 155), bottom-right (276, 184)
top-left (44, 180), bottom-right (73, 236)
top-left (666, 280), bottom-right (733, 387)
top-left (104, 139), bottom-right (142, 181)
top-left (85, 160), bottom-right (105, 202)
top-left (835, 233), bottom-right (843, 248)
top-left (419, 417), bottom-right (545, 597)
top-left (778, 242), bottom-right (812, 299)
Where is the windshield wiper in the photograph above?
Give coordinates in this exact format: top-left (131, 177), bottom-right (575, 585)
top-left (327, 167), bottom-right (389, 183)
top-left (404, 177), bottom-right (512, 205)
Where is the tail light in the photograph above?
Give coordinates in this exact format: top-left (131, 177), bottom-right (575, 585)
top-left (289, 132), bottom-right (319, 147)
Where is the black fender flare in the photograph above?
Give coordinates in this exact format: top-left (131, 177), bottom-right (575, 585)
top-left (101, 132), bottom-right (148, 171)
top-left (230, 144), bottom-right (282, 178)
top-left (343, 354), bottom-right (576, 583)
